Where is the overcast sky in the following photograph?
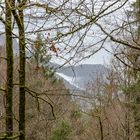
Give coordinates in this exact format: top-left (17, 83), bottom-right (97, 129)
top-left (0, 0), bottom-right (134, 66)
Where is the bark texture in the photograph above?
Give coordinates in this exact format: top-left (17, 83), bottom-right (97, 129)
top-left (5, 0), bottom-right (14, 137)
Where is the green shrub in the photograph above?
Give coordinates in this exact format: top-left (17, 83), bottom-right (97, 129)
top-left (49, 120), bottom-right (72, 140)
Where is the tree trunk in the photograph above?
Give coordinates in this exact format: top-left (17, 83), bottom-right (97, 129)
top-left (11, 0), bottom-right (26, 139)
top-left (18, 6), bottom-right (26, 140)
top-left (5, 0), bottom-right (13, 137)
top-left (134, 1), bottom-right (140, 139)
top-left (135, 0), bottom-right (140, 39)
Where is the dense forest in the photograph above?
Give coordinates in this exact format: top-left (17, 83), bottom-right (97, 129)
top-left (0, 0), bottom-right (140, 140)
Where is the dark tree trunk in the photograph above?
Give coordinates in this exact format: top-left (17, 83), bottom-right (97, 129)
top-left (18, 6), bottom-right (26, 140)
top-left (134, 1), bottom-right (140, 139)
top-left (11, 0), bottom-right (26, 139)
top-left (5, 0), bottom-right (14, 137)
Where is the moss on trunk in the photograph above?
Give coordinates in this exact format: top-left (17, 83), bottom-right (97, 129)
top-left (5, 0), bottom-right (13, 137)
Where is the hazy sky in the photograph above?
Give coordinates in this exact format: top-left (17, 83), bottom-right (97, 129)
top-left (81, 49), bottom-right (111, 65)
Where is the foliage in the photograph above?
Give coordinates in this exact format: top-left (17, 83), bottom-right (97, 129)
top-left (49, 120), bottom-right (72, 140)
top-left (32, 33), bottom-right (56, 79)
top-left (70, 110), bottom-right (82, 119)
top-left (32, 33), bottom-right (51, 67)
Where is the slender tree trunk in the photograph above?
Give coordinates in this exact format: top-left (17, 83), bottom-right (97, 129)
top-left (18, 28), bottom-right (26, 140)
top-left (12, 0), bottom-right (27, 140)
top-left (134, 1), bottom-right (140, 139)
top-left (18, 5), bottom-right (26, 140)
top-left (5, 0), bottom-right (13, 137)
top-left (98, 117), bottom-right (104, 140)
top-left (11, 0), bottom-right (26, 139)
top-left (136, 0), bottom-right (140, 40)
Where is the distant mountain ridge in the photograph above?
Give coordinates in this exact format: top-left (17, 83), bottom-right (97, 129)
top-left (47, 63), bottom-right (108, 90)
